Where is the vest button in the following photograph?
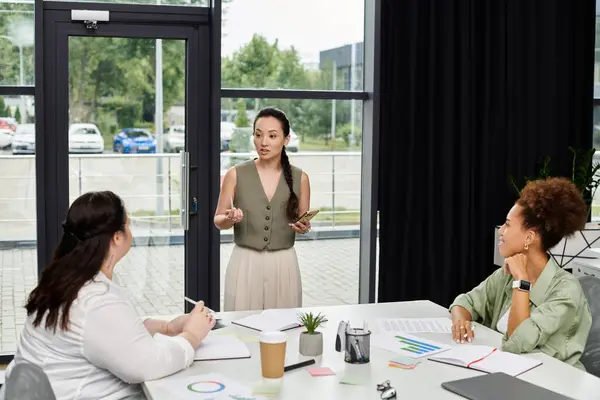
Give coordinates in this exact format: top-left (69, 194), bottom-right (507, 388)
top-left (264, 237), bottom-right (268, 241)
top-left (264, 226), bottom-right (269, 230)
top-left (265, 216), bottom-right (270, 220)
top-left (266, 205), bottom-right (271, 210)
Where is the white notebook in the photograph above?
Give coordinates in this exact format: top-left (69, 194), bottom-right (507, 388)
top-left (232, 309), bottom-right (302, 332)
top-left (194, 331), bottom-right (251, 361)
top-left (429, 345), bottom-right (542, 376)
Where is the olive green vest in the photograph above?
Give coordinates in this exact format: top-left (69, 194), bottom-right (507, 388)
top-left (233, 160), bottom-right (302, 251)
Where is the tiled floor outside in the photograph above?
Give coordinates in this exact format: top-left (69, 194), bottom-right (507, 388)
top-left (0, 238), bottom-right (365, 353)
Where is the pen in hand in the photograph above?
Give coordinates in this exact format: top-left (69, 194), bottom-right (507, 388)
top-left (184, 297), bottom-right (216, 316)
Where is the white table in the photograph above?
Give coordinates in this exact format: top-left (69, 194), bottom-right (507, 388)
top-left (142, 301), bottom-right (600, 399)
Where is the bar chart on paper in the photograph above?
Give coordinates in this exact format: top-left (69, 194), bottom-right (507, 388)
top-left (372, 333), bottom-right (450, 359)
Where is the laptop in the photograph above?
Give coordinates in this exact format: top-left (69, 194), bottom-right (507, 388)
top-left (442, 372), bottom-right (574, 400)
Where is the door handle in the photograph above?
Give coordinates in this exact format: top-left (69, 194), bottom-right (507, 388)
top-left (180, 151), bottom-right (190, 230)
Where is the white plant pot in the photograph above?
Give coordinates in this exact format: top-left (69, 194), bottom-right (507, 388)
top-left (299, 332), bottom-right (323, 356)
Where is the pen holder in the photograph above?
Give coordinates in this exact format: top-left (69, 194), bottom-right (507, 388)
top-left (344, 328), bottom-right (371, 364)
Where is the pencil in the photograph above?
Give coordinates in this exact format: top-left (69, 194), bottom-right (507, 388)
top-left (230, 197), bottom-right (234, 209)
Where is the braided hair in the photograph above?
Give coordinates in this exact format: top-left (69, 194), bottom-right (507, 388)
top-left (254, 107), bottom-right (299, 221)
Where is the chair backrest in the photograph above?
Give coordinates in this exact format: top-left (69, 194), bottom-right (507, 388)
top-left (4, 362), bottom-right (56, 400)
top-left (580, 275), bottom-right (600, 377)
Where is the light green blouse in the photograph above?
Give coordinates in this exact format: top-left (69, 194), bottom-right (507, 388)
top-left (450, 258), bottom-right (592, 370)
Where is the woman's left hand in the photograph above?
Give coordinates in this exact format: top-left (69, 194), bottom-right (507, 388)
top-left (289, 219), bottom-right (311, 234)
top-left (504, 253), bottom-right (529, 281)
top-left (168, 314), bottom-right (191, 335)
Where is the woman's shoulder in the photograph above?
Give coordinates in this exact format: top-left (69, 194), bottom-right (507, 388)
top-left (76, 274), bottom-right (126, 309)
top-left (234, 159), bottom-right (256, 172)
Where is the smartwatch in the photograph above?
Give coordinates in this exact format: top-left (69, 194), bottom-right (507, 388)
top-left (512, 280), bottom-right (531, 292)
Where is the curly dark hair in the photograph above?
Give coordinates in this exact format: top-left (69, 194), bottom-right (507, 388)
top-left (517, 177), bottom-right (588, 251)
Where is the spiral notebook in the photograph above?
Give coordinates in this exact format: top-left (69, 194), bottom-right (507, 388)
top-left (429, 345), bottom-right (542, 376)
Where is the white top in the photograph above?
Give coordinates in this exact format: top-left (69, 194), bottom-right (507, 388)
top-left (496, 309), bottom-right (510, 335)
top-left (0, 272), bottom-right (194, 400)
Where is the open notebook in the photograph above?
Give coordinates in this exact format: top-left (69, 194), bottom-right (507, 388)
top-left (232, 309), bottom-right (303, 332)
top-left (429, 345), bottom-right (542, 376)
top-left (194, 331), bottom-right (251, 361)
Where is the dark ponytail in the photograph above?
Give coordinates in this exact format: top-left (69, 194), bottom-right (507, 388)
top-left (254, 107), bottom-right (298, 221)
top-left (26, 191), bottom-right (126, 332)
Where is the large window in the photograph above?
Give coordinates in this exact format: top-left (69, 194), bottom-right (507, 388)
top-left (220, 0), bottom-right (368, 308)
top-left (0, 96), bottom-right (35, 354)
top-left (593, 1), bottom-right (600, 220)
top-left (221, 0), bottom-right (364, 91)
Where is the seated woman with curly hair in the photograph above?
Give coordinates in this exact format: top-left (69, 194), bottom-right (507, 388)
top-left (450, 177), bottom-right (592, 370)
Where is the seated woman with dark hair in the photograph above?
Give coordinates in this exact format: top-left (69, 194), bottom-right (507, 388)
top-left (450, 177), bottom-right (592, 370)
top-left (0, 191), bottom-right (215, 400)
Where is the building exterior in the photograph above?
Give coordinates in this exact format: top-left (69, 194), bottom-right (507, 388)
top-left (319, 42), bottom-right (364, 91)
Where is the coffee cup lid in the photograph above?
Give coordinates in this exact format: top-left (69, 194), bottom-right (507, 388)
top-left (260, 331), bottom-right (287, 344)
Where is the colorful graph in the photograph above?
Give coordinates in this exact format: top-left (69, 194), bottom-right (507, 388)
top-left (187, 380), bottom-right (226, 394)
top-left (394, 335), bottom-right (441, 355)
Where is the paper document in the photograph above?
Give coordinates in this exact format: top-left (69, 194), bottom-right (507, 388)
top-left (376, 318), bottom-right (452, 334)
top-left (0, 370), bottom-right (5, 386)
top-left (156, 373), bottom-right (269, 400)
top-left (371, 332), bottom-right (451, 359)
top-left (194, 331), bottom-right (251, 361)
top-left (232, 309), bottom-right (302, 332)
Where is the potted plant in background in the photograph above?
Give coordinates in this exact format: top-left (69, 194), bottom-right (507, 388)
top-left (298, 312), bottom-right (326, 356)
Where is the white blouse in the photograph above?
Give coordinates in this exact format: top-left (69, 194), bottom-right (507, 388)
top-left (0, 271), bottom-right (194, 400)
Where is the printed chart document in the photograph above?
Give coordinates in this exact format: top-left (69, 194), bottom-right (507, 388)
top-left (429, 345), bottom-right (542, 376)
top-left (194, 331), bottom-right (251, 361)
top-left (371, 332), bottom-right (451, 358)
top-left (155, 373), bottom-right (269, 400)
top-left (376, 318), bottom-right (452, 334)
top-left (232, 309), bottom-right (302, 332)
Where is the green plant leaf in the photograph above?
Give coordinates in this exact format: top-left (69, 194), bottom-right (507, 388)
top-left (298, 312), bottom-right (326, 334)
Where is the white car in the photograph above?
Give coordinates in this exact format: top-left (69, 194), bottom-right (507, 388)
top-left (221, 121), bottom-right (236, 151)
top-left (68, 123), bottom-right (104, 154)
top-left (164, 125), bottom-right (185, 153)
top-left (12, 124), bottom-right (35, 154)
top-left (0, 129), bottom-right (11, 148)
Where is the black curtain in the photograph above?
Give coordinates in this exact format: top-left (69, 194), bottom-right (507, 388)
top-left (378, 0), bottom-right (595, 307)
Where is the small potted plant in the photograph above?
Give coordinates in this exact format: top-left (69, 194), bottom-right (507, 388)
top-left (298, 312), bottom-right (326, 356)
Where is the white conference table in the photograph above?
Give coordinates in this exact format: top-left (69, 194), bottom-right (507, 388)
top-left (143, 300), bottom-right (600, 399)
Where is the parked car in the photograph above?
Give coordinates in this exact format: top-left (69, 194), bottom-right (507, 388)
top-left (113, 128), bottom-right (156, 154)
top-left (0, 117), bottom-right (16, 148)
top-left (68, 123), bottom-right (104, 154)
top-left (221, 121), bottom-right (236, 151)
top-left (163, 125), bottom-right (185, 153)
top-left (11, 124), bottom-right (35, 154)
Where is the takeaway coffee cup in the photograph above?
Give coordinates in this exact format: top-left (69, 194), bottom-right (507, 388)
top-left (259, 331), bottom-right (287, 379)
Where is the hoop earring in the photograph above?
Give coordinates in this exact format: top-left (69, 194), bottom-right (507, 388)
top-left (524, 243), bottom-right (529, 251)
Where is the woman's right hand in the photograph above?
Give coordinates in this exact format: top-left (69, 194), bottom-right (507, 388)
top-left (226, 207), bottom-right (244, 224)
top-left (450, 306), bottom-right (475, 344)
top-left (181, 301), bottom-right (215, 348)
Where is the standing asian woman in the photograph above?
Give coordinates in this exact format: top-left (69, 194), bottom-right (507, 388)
top-left (215, 107), bottom-right (311, 311)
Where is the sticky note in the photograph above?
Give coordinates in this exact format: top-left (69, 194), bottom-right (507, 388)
top-left (307, 367), bottom-right (336, 376)
top-left (339, 373), bottom-right (369, 385)
top-left (388, 362), bottom-right (417, 369)
top-left (389, 356), bottom-right (420, 366)
top-left (252, 380), bottom-right (281, 397)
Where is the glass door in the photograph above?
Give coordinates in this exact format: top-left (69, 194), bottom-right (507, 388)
top-left (40, 4), bottom-right (214, 314)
